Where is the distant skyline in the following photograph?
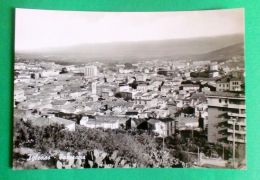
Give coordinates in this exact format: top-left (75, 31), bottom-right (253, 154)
top-left (15, 8), bottom-right (244, 52)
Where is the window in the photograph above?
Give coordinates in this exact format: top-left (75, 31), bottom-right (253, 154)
top-left (219, 99), bottom-right (222, 103)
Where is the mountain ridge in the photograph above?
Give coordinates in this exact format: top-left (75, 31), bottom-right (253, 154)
top-left (16, 34), bottom-right (244, 63)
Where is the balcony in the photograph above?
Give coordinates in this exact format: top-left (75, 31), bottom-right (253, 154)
top-left (227, 120), bottom-right (246, 126)
top-left (227, 112), bottom-right (246, 118)
top-left (227, 128), bottom-right (246, 135)
top-left (227, 136), bottom-right (246, 143)
top-left (228, 103), bottom-right (245, 109)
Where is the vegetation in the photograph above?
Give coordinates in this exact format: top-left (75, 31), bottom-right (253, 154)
top-left (14, 118), bottom-right (232, 168)
top-left (164, 130), bottom-right (232, 163)
top-left (13, 119), bottom-right (186, 168)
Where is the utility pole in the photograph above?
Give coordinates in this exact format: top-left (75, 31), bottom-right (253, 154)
top-left (161, 124), bottom-right (166, 166)
top-left (163, 136), bottom-right (165, 151)
top-left (187, 138), bottom-right (190, 163)
top-left (191, 126), bottom-right (194, 139)
top-left (95, 117), bottom-right (96, 129)
top-left (162, 129), bottom-right (165, 152)
top-left (232, 118), bottom-right (237, 168)
top-left (197, 147), bottom-right (200, 166)
top-left (222, 143), bottom-right (225, 160)
top-left (161, 124), bottom-right (165, 152)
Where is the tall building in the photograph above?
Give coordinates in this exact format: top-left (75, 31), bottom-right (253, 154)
top-left (84, 65), bottom-right (98, 77)
top-left (91, 81), bottom-right (97, 95)
top-left (206, 92), bottom-right (246, 158)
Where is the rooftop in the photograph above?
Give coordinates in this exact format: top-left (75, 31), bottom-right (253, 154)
top-left (148, 118), bottom-right (175, 124)
top-left (31, 117), bottom-right (75, 127)
top-left (206, 91), bottom-right (245, 99)
top-left (182, 84), bottom-right (200, 87)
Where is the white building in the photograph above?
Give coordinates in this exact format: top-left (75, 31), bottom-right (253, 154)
top-left (14, 89), bottom-right (26, 103)
top-left (210, 63), bottom-right (219, 71)
top-left (92, 81), bottom-right (97, 95)
top-left (182, 84), bottom-right (200, 92)
top-left (148, 119), bottom-right (175, 137)
top-left (84, 65), bottom-right (98, 77)
top-left (41, 70), bottom-right (60, 77)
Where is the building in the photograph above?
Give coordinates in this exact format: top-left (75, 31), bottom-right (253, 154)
top-left (137, 83), bottom-right (150, 92)
top-left (84, 65), bottom-right (98, 77)
top-left (118, 85), bottom-right (130, 92)
top-left (175, 113), bottom-right (199, 131)
top-left (152, 109), bottom-right (170, 119)
top-left (31, 117), bottom-right (76, 131)
top-left (80, 116), bottom-right (127, 129)
top-left (206, 92), bottom-right (246, 159)
top-left (14, 89), bottom-right (26, 103)
top-left (134, 92), bottom-right (158, 108)
top-left (182, 84), bottom-right (200, 92)
top-left (148, 118), bottom-right (175, 137)
top-left (125, 111), bottom-right (139, 119)
top-left (136, 73), bottom-right (147, 82)
top-left (161, 85), bottom-right (172, 95)
top-left (210, 63), bottom-right (219, 71)
top-left (230, 78), bottom-right (244, 91)
top-left (41, 70), bottom-right (60, 77)
top-left (216, 77), bottom-right (244, 92)
top-left (216, 79), bottom-right (230, 91)
top-left (91, 81), bottom-right (97, 95)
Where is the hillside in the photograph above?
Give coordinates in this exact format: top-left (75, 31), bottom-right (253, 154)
top-left (16, 34), bottom-right (244, 63)
top-left (197, 42), bottom-right (244, 61)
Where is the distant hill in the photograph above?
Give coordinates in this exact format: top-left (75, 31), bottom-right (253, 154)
top-left (16, 34), bottom-right (244, 63)
top-left (181, 42), bottom-right (244, 62)
top-left (202, 42), bottom-right (244, 59)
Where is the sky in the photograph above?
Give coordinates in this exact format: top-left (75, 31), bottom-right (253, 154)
top-left (15, 8), bottom-right (244, 52)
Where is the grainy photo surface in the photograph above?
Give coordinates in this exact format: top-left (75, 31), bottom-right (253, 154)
top-left (13, 8), bottom-right (245, 169)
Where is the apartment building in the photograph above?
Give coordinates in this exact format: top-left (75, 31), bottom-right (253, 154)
top-left (206, 92), bottom-right (246, 159)
top-left (84, 65), bottom-right (98, 77)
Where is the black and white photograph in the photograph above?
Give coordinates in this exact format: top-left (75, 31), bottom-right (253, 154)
top-left (13, 8), bottom-right (245, 169)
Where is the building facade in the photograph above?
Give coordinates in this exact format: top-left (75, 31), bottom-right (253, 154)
top-left (216, 77), bottom-right (244, 92)
top-left (207, 92), bottom-right (246, 158)
top-left (84, 65), bottom-right (98, 77)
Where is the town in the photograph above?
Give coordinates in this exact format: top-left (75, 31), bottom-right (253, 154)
top-left (13, 55), bottom-right (245, 169)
